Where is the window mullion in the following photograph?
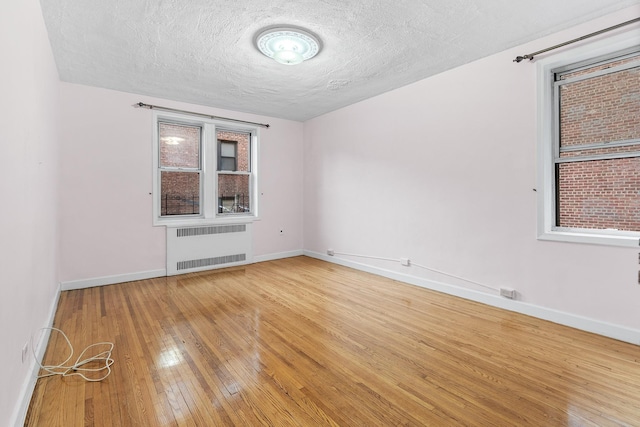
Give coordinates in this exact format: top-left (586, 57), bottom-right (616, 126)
top-left (551, 80), bottom-right (561, 229)
top-left (552, 83), bottom-right (561, 160)
top-left (216, 171), bottom-right (251, 176)
top-left (559, 138), bottom-right (640, 153)
top-left (203, 124), bottom-right (216, 219)
top-left (159, 166), bottom-right (200, 172)
top-left (555, 151), bottom-right (640, 164)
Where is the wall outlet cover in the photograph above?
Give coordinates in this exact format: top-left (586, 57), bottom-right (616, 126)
top-left (500, 288), bottom-right (517, 299)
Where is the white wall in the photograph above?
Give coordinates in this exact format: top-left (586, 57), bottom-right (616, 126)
top-left (59, 84), bottom-right (304, 284)
top-left (303, 7), bottom-right (640, 337)
top-left (0, 0), bottom-right (61, 425)
top-left (3, 2), bottom-right (637, 422)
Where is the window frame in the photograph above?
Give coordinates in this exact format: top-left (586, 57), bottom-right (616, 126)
top-left (152, 110), bottom-right (259, 226)
top-left (536, 29), bottom-right (640, 247)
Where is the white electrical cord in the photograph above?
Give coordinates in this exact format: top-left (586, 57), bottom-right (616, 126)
top-left (32, 327), bottom-right (114, 382)
top-left (410, 261), bottom-right (499, 292)
top-left (331, 251), bottom-right (396, 262)
top-left (331, 250), bottom-right (500, 292)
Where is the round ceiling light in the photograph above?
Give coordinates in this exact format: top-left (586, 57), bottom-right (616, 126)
top-left (255, 27), bottom-right (321, 65)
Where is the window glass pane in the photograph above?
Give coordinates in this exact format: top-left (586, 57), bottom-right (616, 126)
top-left (161, 171), bottom-right (200, 216)
top-left (217, 130), bottom-right (250, 172)
top-left (159, 122), bottom-right (201, 168)
top-left (556, 157), bottom-right (640, 232)
top-left (559, 64), bottom-right (640, 149)
top-left (218, 174), bottom-right (250, 213)
top-left (221, 141), bottom-right (236, 157)
top-left (220, 157), bottom-right (236, 171)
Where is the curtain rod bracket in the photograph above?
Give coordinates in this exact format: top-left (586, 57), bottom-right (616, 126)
top-left (513, 55), bottom-right (534, 63)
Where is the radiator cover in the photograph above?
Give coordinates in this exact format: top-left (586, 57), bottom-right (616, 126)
top-left (166, 223), bottom-right (252, 275)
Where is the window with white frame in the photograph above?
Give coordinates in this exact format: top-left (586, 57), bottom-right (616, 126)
top-left (153, 112), bottom-right (258, 225)
top-left (158, 122), bottom-right (202, 216)
top-left (537, 33), bottom-right (640, 247)
top-left (216, 131), bottom-right (252, 214)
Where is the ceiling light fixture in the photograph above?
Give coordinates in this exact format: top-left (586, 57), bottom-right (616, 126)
top-left (255, 26), bottom-right (321, 65)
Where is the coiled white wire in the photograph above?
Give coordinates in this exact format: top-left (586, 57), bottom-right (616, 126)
top-left (33, 327), bottom-right (114, 382)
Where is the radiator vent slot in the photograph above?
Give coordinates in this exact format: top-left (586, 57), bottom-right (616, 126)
top-left (166, 223), bottom-right (252, 276)
top-left (177, 224), bottom-right (246, 237)
top-left (177, 254), bottom-right (246, 271)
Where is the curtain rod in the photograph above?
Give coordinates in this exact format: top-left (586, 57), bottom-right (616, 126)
top-left (513, 17), bottom-right (640, 63)
top-left (134, 102), bottom-right (270, 128)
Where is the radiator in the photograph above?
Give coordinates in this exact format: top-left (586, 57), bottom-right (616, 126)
top-left (166, 223), bottom-right (252, 276)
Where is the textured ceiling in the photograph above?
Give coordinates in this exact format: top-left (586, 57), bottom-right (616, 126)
top-left (40, 0), bottom-right (639, 121)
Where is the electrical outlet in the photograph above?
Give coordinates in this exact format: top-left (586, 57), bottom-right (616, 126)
top-left (327, 248), bottom-right (334, 256)
top-left (400, 258), bottom-right (410, 266)
top-left (500, 288), bottom-right (517, 299)
top-left (21, 342), bottom-right (29, 363)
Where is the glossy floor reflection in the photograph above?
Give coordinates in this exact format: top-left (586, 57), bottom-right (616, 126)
top-left (26, 256), bottom-right (640, 426)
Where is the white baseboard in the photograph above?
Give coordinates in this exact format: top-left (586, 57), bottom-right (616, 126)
top-left (11, 282), bottom-right (62, 427)
top-left (253, 250), bottom-right (304, 263)
top-left (61, 269), bottom-right (167, 291)
top-left (303, 250), bottom-right (640, 346)
top-left (59, 253), bottom-right (305, 291)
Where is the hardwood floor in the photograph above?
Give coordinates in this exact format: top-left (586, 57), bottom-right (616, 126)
top-left (25, 256), bottom-right (640, 426)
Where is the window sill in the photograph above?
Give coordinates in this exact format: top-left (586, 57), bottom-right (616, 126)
top-left (154, 214), bottom-right (258, 228)
top-left (538, 229), bottom-right (640, 248)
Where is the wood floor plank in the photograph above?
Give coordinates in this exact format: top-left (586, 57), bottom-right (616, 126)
top-left (25, 256), bottom-right (640, 426)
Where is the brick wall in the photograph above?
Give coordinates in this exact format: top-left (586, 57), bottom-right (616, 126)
top-left (160, 171), bottom-right (200, 215)
top-left (557, 158), bottom-right (640, 231)
top-left (560, 66), bottom-right (640, 146)
top-left (159, 123), bottom-right (200, 167)
top-left (557, 59), bottom-right (640, 231)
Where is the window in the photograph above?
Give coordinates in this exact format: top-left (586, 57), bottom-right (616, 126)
top-left (537, 31), bottom-right (640, 247)
top-left (216, 131), bottom-right (251, 214)
top-left (159, 122), bottom-right (202, 216)
top-left (152, 112), bottom-right (258, 225)
top-left (555, 54), bottom-right (640, 232)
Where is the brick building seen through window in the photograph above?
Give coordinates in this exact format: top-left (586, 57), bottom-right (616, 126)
top-left (555, 53), bottom-right (640, 232)
top-left (159, 123), bottom-right (251, 216)
top-left (217, 130), bottom-right (250, 214)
